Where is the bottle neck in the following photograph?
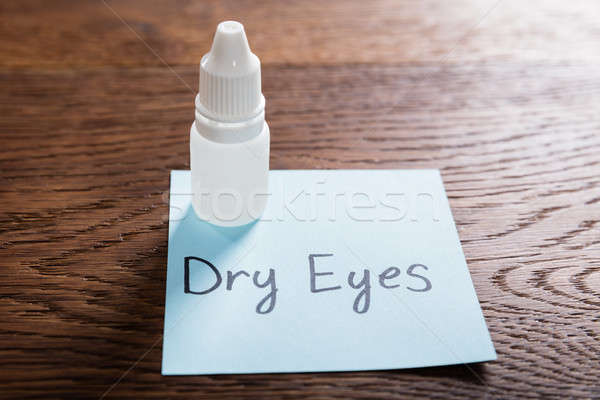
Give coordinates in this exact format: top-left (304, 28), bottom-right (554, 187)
top-left (194, 93), bottom-right (265, 144)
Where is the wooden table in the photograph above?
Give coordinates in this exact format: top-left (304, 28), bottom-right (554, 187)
top-left (2, 0), bottom-right (599, 398)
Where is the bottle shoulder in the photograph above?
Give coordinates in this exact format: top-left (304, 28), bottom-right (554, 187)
top-left (190, 120), bottom-right (269, 147)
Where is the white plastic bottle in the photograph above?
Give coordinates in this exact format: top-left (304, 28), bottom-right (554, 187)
top-left (190, 21), bottom-right (270, 227)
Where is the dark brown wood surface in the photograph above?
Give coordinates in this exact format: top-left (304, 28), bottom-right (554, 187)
top-left (1, 0), bottom-right (599, 399)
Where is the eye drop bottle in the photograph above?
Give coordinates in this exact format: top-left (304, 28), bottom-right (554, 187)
top-left (190, 21), bottom-right (270, 226)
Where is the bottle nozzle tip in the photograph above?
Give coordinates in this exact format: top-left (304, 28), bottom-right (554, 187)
top-left (217, 21), bottom-right (244, 35)
top-left (205, 20), bottom-right (255, 74)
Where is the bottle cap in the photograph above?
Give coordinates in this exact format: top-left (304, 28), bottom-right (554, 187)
top-left (198, 21), bottom-right (263, 122)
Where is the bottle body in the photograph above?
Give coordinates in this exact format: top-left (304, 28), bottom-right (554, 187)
top-left (190, 120), bottom-right (270, 226)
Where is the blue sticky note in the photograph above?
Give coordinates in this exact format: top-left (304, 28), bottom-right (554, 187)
top-left (162, 170), bottom-right (496, 375)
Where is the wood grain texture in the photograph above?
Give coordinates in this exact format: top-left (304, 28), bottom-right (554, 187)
top-left (1, 0), bottom-right (600, 399)
top-left (2, 0), bottom-right (600, 68)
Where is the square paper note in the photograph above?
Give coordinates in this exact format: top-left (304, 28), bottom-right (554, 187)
top-left (162, 170), bottom-right (496, 375)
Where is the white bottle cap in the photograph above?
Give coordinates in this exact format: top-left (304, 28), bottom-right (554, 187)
top-left (197, 21), bottom-right (263, 123)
